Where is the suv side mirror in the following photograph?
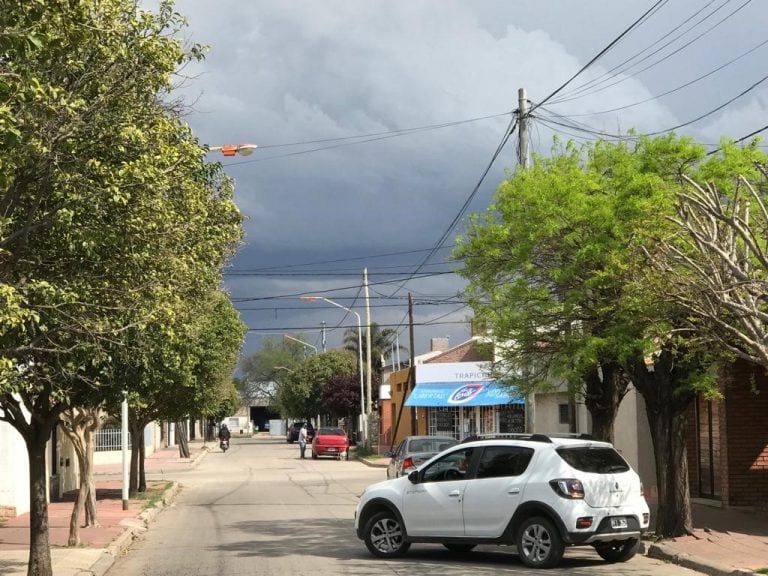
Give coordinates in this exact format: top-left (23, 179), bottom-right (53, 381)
top-left (407, 470), bottom-right (420, 484)
top-left (384, 450), bottom-right (394, 458)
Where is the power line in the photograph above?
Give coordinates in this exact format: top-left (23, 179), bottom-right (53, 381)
top-left (552, 35), bottom-right (768, 118)
top-left (706, 123), bottom-right (768, 155)
top-left (551, 0), bottom-right (722, 101)
top-left (552, 0), bottom-right (752, 104)
top-left (529, 0), bottom-right (669, 114)
top-left (220, 112), bottom-right (511, 166)
top-left (250, 112), bottom-right (511, 150)
top-left (225, 244), bottom-right (456, 273)
top-left (645, 70), bottom-right (768, 135)
top-left (534, 69), bottom-right (768, 141)
top-left (245, 318), bottom-right (471, 332)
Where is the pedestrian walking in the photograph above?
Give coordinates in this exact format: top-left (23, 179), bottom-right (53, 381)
top-left (298, 422), bottom-right (309, 458)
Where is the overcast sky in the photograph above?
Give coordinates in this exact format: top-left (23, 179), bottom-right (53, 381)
top-left (165, 0), bottom-right (768, 363)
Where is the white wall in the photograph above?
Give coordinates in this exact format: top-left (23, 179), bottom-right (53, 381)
top-left (0, 421), bottom-right (30, 516)
top-left (532, 392), bottom-right (573, 434)
top-left (533, 387), bottom-right (657, 497)
top-left (57, 432), bottom-right (79, 497)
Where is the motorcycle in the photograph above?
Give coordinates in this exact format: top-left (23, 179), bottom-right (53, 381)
top-left (220, 439), bottom-right (229, 452)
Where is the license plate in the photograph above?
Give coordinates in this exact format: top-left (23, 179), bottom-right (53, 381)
top-left (327, 447), bottom-right (337, 452)
top-left (611, 517), bottom-right (628, 529)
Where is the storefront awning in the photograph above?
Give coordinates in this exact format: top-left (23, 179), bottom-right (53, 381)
top-left (404, 381), bottom-right (524, 407)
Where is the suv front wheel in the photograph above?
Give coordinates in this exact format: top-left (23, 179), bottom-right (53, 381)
top-left (363, 511), bottom-right (411, 558)
top-left (594, 538), bottom-right (639, 563)
top-left (516, 516), bottom-right (565, 569)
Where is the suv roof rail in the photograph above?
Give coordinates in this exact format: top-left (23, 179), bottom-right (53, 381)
top-left (460, 432), bottom-right (596, 444)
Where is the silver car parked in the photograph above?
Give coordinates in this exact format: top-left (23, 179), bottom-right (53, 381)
top-left (385, 435), bottom-right (458, 479)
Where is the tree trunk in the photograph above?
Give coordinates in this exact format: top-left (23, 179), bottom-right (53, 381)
top-left (582, 361), bottom-right (629, 443)
top-left (625, 349), bottom-right (696, 537)
top-left (128, 419), bottom-right (144, 495)
top-left (58, 408), bottom-right (102, 546)
top-left (139, 437), bottom-right (146, 493)
top-left (27, 421), bottom-right (53, 576)
top-left (83, 427), bottom-right (98, 526)
top-left (176, 420), bottom-right (190, 458)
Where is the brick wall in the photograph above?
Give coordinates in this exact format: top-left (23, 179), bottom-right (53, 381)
top-left (724, 359), bottom-right (768, 507)
top-left (425, 341), bottom-right (491, 363)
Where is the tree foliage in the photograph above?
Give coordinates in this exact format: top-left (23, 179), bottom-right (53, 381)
top-left (0, 2), bottom-right (243, 574)
top-left (238, 336), bottom-right (308, 406)
top-left (275, 350), bottom-right (357, 419)
top-left (343, 321), bottom-right (405, 375)
top-left (321, 373), bottom-right (361, 421)
top-left (456, 134), bottom-right (729, 537)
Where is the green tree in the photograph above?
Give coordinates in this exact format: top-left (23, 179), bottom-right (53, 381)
top-left (238, 336), bottom-right (309, 407)
top-left (0, 2), bottom-right (241, 574)
top-left (343, 321), bottom-right (405, 406)
top-left (112, 289), bottom-right (245, 493)
top-left (456, 135), bottom-right (722, 537)
top-left (276, 350), bottom-right (358, 420)
top-left (321, 373), bottom-right (361, 426)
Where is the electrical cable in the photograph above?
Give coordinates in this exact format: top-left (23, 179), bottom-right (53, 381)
top-left (645, 70), bottom-right (768, 136)
top-left (552, 0), bottom-right (751, 104)
top-left (551, 0), bottom-right (722, 101)
top-left (706, 123), bottom-right (768, 155)
top-left (552, 35), bottom-right (768, 118)
top-left (220, 112), bottom-right (511, 166)
top-left (529, 0), bottom-right (669, 115)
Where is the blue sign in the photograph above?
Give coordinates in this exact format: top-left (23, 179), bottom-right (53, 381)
top-left (404, 381), bottom-right (524, 407)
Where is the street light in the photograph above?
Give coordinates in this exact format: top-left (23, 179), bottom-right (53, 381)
top-left (302, 295), bottom-right (366, 444)
top-left (207, 143), bottom-right (258, 157)
top-left (283, 334), bottom-right (317, 355)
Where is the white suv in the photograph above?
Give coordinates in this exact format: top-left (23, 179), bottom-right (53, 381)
top-left (355, 434), bottom-right (650, 569)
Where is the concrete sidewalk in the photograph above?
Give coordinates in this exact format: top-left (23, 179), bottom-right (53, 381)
top-left (0, 441), bottom-right (209, 576)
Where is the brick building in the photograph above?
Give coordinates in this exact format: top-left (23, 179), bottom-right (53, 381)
top-left (686, 358), bottom-right (768, 508)
top-left (386, 337), bottom-right (526, 446)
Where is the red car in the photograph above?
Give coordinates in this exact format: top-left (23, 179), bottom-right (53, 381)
top-left (311, 427), bottom-right (349, 460)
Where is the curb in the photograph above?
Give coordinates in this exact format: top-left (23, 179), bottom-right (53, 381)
top-left (75, 481), bottom-right (183, 576)
top-left (646, 541), bottom-right (762, 576)
top-left (357, 457), bottom-right (388, 468)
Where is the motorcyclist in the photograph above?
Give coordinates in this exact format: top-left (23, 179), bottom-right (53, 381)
top-left (219, 424), bottom-right (231, 449)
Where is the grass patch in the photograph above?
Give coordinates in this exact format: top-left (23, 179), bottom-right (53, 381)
top-left (755, 568), bottom-right (768, 574)
top-left (353, 444), bottom-right (379, 458)
top-left (131, 481), bottom-right (174, 510)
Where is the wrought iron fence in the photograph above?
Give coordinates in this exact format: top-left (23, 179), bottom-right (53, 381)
top-left (95, 427), bottom-right (131, 452)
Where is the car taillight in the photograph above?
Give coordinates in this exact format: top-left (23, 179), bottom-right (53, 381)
top-left (550, 479), bottom-right (585, 499)
top-left (402, 457), bottom-right (415, 471)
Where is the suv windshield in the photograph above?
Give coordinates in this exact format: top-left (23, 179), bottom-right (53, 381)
top-left (556, 446), bottom-right (629, 474)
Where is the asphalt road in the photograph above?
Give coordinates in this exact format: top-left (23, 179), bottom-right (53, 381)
top-left (106, 436), bottom-right (706, 576)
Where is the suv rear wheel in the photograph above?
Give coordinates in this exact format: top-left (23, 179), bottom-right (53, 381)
top-left (363, 511), bottom-right (411, 558)
top-left (516, 516), bottom-right (565, 569)
top-left (594, 538), bottom-right (639, 562)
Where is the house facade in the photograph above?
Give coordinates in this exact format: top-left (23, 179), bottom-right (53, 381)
top-left (387, 337), bottom-right (525, 444)
top-left (685, 358), bottom-right (768, 508)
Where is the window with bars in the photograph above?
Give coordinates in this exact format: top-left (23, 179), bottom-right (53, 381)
top-left (428, 407), bottom-right (459, 438)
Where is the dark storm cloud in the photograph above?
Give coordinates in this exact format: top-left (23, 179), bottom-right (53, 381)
top-left (162, 0), bottom-right (768, 358)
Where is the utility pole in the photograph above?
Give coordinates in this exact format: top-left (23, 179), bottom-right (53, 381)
top-left (364, 268), bottom-right (373, 416)
top-left (320, 321), bottom-right (326, 352)
top-left (517, 87), bottom-right (530, 169)
top-left (408, 293), bottom-right (417, 435)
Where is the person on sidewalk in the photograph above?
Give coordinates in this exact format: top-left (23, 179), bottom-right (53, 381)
top-left (219, 424), bottom-right (231, 451)
top-left (298, 423), bottom-right (309, 459)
